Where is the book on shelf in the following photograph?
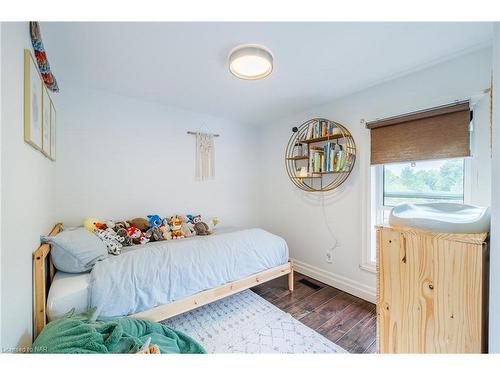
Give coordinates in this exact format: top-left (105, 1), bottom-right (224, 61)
top-left (321, 120), bottom-right (327, 137)
top-left (318, 141), bottom-right (350, 173)
top-left (306, 142), bottom-right (353, 175)
top-left (303, 123), bottom-right (313, 140)
top-left (308, 146), bottom-right (324, 173)
top-left (303, 120), bottom-right (342, 141)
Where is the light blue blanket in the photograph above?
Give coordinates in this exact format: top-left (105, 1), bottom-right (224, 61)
top-left (90, 228), bottom-right (289, 317)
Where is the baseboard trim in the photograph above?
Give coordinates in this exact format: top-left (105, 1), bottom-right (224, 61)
top-left (291, 258), bottom-right (376, 303)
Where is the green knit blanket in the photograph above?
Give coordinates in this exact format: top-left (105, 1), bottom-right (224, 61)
top-left (32, 310), bottom-right (205, 354)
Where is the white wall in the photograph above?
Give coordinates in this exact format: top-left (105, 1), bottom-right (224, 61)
top-left (489, 23), bottom-right (500, 353)
top-left (54, 87), bottom-right (260, 228)
top-left (258, 48), bottom-right (492, 302)
top-left (0, 23), bottom-right (56, 350)
top-left (0, 23), bottom-right (494, 350)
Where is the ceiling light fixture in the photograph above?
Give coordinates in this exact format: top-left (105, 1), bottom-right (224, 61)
top-left (228, 44), bottom-right (273, 80)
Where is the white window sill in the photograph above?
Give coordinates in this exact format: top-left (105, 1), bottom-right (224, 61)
top-left (359, 263), bottom-right (376, 274)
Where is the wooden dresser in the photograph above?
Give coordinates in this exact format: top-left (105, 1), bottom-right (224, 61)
top-left (376, 225), bottom-right (489, 353)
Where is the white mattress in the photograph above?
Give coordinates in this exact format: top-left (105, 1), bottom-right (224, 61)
top-left (47, 271), bottom-right (90, 321)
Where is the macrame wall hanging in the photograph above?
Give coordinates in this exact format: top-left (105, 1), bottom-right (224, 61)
top-left (188, 131), bottom-right (220, 181)
top-left (29, 21), bottom-right (59, 92)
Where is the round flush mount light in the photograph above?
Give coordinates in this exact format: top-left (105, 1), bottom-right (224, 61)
top-left (228, 44), bottom-right (273, 80)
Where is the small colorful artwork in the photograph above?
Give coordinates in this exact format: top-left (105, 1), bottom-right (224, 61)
top-left (29, 21), bottom-right (59, 92)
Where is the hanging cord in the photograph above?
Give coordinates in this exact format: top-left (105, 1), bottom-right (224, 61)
top-left (320, 193), bottom-right (339, 251)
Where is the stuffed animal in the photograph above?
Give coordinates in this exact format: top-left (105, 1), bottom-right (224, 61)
top-left (136, 338), bottom-right (160, 354)
top-left (208, 217), bottom-right (220, 232)
top-left (151, 226), bottom-right (164, 241)
top-left (115, 228), bottom-right (133, 247)
top-left (192, 215), bottom-right (211, 236)
top-left (159, 225), bottom-right (172, 240)
top-left (145, 226), bottom-right (164, 242)
top-left (114, 221), bottom-right (130, 230)
top-left (184, 215), bottom-right (195, 233)
top-left (94, 228), bottom-right (122, 255)
top-left (168, 216), bottom-right (185, 239)
top-left (147, 214), bottom-right (162, 228)
top-left (178, 215), bottom-right (195, 237)
top-left (128, 218), bottom-right (150, 232)
top-left (94, 219), bottom-right (125, 232)
top-left (104, 220), bottom-right (116, 230)
top-left (95, 222), bottom-right (108, 230)
top-left (83, 217), bottom-right (103, 232)
top-left (126, 226), bottom-right (149, 245)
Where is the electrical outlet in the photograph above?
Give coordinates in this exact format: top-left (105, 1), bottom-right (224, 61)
top-left (326, 249), bottom-right (333, 263)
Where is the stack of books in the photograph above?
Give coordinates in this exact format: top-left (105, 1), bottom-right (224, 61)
top-left (309, 142), bottom-right (351, 173)
top-left (304, 120), bottom-right (342, 140)
top-left (309, 146), bottom-right (324, 173)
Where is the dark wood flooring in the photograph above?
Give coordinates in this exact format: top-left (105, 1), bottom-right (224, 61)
top-left (251, 272), bottom-right (377, 353)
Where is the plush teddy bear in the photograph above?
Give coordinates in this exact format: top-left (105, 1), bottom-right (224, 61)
top-left (128, 218), bottom-right (150, 232)
top-left (192, 215), bottom-right (211, 236)
top-left (168, 216), bottom-right (185, 239)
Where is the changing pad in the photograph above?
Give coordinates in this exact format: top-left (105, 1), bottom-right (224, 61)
top-left (389, 203), bottom-right (490, 234)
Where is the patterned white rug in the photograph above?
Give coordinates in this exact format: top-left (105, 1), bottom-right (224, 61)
top-left (162, 289), bottom-right (347, 354)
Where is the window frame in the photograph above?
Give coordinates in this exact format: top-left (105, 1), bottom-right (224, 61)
top-left (360, 157), bottom-right (472, 273)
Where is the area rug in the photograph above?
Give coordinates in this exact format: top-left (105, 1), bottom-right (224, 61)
top-left (162, 289), bottom-right (347, 354)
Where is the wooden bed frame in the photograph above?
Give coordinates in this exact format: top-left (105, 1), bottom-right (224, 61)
top-left (33, 223), bottom-right (294, 339)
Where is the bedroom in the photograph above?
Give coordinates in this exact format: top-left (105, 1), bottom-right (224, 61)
top-left (1, 0), bottom-right (500, 371)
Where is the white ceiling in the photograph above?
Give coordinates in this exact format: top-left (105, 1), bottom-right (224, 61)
top-left (41, 22), bottom-right (493, 125)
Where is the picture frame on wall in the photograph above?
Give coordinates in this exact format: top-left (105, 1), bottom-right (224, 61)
top-left (24, 49), bottom-right (43, 151)
top-left (50, 100), bottom-right (56, 161)
top-left (42, 87), bottom-right (51, 157)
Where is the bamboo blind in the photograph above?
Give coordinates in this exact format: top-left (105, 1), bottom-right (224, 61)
top-left (366, 101), bottom-right (471, 165)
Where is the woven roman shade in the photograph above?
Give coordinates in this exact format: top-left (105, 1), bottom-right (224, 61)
top-left (366, 101), bottom-right (471, 165)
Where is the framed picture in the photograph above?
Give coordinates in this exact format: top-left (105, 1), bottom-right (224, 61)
top-left (42, 87), bottom-right (51, 156)
top-left (50, 100), bottom-right (56, 161)
top-left (24, 49), bottom-right (43, 151)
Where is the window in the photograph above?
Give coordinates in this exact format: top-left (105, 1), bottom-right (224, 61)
top-left (362, 157), bottom-right (468, 270)
top-left (379, 158), bottom-right (465, 224)
top-left (383, 159), bottom-right (465, 206)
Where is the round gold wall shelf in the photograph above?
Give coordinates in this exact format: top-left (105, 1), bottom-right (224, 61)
top-left (285, 118), bottom-right (356, 192)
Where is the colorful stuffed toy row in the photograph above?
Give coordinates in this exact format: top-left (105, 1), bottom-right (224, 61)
top-left (83, 215), bottom-right (219, 255)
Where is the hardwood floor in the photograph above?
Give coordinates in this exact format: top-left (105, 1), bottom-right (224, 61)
top-left (251, 272), bottom-right (377, 353)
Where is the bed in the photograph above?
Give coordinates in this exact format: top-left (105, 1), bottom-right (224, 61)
top-left (33, 224), bottom-right (293, 338)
